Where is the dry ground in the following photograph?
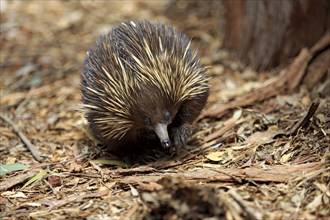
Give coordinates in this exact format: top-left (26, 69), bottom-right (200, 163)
top-left (1, 1), bottom-right (329, 220)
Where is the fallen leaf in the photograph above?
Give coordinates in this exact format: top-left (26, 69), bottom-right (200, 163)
top-left (246, 131), bottom-right (275, 145)
top-left (0, 163), bottom-right (29, 175)
top-left (129, 184), bottom-right (139, 197)
top-left (231, 145), bottom-right (247, 150)
top-left (233, 109), bottom-right (243, 120)
top-left (5, 157), bottom-right (16, 164)
top-left (205, 151), bottom-right (225, 162)
top-left (42, 189), bottom-right (109, 207)
top-left (314, 182), bottom-right (329, 195)
top-left (136, 182), bottom-right (163, 191)
top-left (69, 162), bottom-right (84, 172)
top-left (306, 194), bottom-right (323, 211)
top-left (25, 202), bottom-right (42, 207)
top-left (47, 175), bottom-right (62, 187)
top-left (3, 191), bottom-right (27, 198)
top-left (280, 152), bottom-right (294, 163)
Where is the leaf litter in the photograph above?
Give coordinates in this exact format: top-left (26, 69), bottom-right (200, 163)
top-left (0, 1), bottom-right (329, 219)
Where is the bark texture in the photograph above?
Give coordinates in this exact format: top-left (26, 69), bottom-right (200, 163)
top-left (223, 0), bottom-right (329, 71)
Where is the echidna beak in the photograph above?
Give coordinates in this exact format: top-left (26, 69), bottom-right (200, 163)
top-left (154, 123), bottom-right (171, 149)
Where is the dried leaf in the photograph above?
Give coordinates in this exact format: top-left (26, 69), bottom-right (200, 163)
top-left (231, 145), bottom-right (247, 150)
top-left (233, 109), bottom-right (243, 120)
top-left (2, 191), bottom-right (27, 198)
top-left (47, 175), bottom-right (62, 187)
top-left (246, 131), bottom-right (275, 145)
top-left (280, 152), bottom-right (294, 163)
top-left (205, 151), bottom-right (225, 162)
top-left (69, 162), bottom-right (84, 172)
top-left (48, 170), bottom-right (67, 177)
top-left (42, 189), bottom-right (109, 207)
top-left (25, 202), bottom-right (42, 207)
top-left (129, 184), bottom-right (139, 197)
top-left (314, 182), bottom-right (329, 195)
top-left (306, 194), bottom-right (323, 211)
top-left (136, 182), bottom-right (163, 191)
top-left (5, 157), bottom-right (16, 164)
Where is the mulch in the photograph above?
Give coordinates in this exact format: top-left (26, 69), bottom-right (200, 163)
top-left (1, 2), bottom-right (329, 219)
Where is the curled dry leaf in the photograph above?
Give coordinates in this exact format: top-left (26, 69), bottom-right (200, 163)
top-left (205, 151), bottom-right (225, 162)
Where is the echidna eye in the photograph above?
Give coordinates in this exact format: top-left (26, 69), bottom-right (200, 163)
top-left (143, 117), bottom-right (151, 126)
top-left (164, 112), bottom-right (171, 122)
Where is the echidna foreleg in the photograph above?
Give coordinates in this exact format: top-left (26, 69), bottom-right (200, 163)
top-left (170, 94), bottom-right (208, 153)
top-left (170, 123), bottom-right (192, 153)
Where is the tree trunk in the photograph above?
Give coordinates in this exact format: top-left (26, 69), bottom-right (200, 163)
top-left (223, 0), bottom-right (329, 71)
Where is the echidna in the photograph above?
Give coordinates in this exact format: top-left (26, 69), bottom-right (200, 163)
top-left (81, 21), bottom-right (209, 155)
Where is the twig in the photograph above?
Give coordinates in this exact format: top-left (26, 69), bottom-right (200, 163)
top-left (65, 172), bottom-right (102, 178)
top-left (0, 115), bottom-right (42, 161)
top-left (228, 189), bottom-right (263, 220)
top-left (274, 99), bottom-right (320, 137)
top-left (203, 118), bottom-right (242, 142)
top-left (116, 162), bottom-right (323, 184)
top-left (42, 189), bottom-right (110, 207)
top-left (310, 31), bottom-right (330, 54)
top-left (286, 48), bottom-right (311, 91)
top-left (89, 160), bottom-right (105, 179)
top-left (0, 171), bottom-right (38, 191)
top-left (288, 100), bottom-right (320, 134)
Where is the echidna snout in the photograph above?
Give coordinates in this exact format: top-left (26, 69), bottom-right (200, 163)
top-left (139, 106), bottom-right (174, 149)
top-left (154, 123), bottom-right (171, 149)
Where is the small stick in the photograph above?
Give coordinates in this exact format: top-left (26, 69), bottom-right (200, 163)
top-left (310, 31), bottom-right (330, 55)
top-left (0, 115), bottom-right (42, 161)
top-left (287, 99), bottom-right (320, 135)
top-left (0, 171), bottom-right (37, 191)
top-left (228, 189), bottom-right (263, 220)
top-left (274, 99), bottom-right (320, 137)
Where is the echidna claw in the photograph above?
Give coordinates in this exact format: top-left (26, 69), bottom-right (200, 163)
top-left (171, 124), bottom-right (191, 154)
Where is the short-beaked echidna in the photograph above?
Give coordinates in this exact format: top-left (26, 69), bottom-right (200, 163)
top-left (81, 21), bottom-right (209, 155)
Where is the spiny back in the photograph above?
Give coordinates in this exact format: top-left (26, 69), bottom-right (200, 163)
top-left (81, 21), bottom-right (208, 140)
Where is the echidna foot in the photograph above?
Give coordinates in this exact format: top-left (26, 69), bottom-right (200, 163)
top-left (171, 124), bottom-right (192, 154)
